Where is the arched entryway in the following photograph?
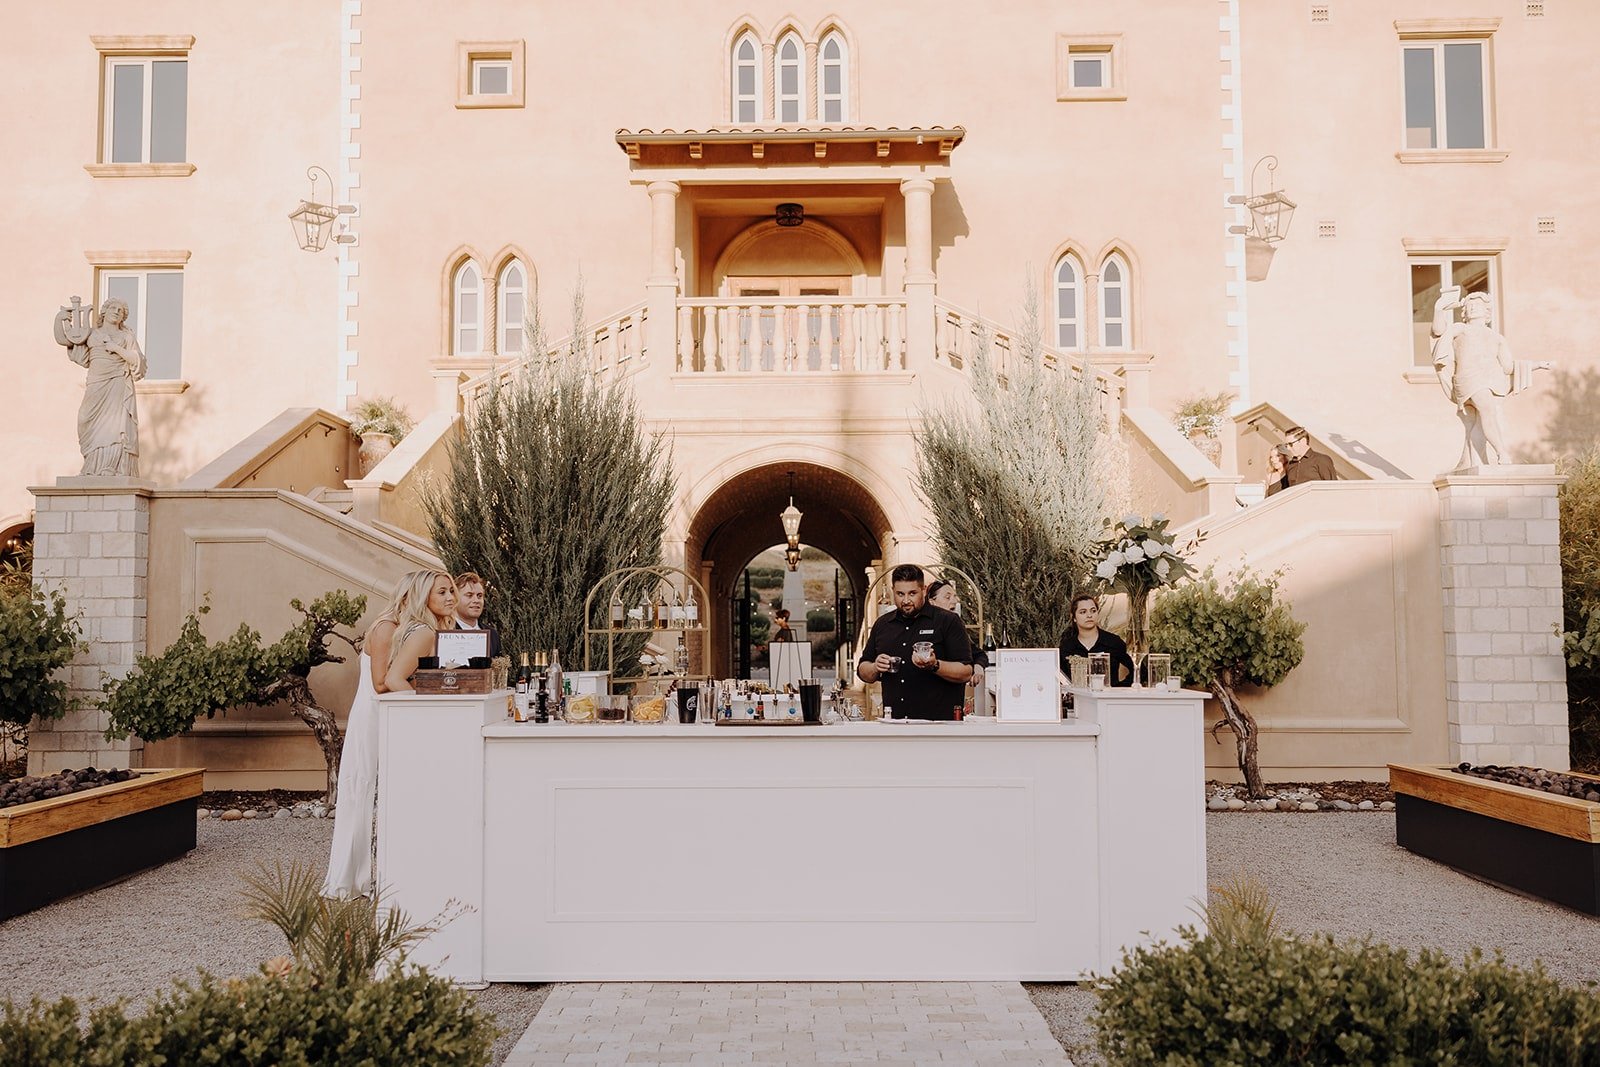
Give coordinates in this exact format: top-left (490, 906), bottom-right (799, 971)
top-left (684, 461), bottom-right (893, 679)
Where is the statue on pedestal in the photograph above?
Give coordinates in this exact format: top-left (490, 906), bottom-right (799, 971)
top-left (1431, 291), bottom-right (1551, 470)
top-left (54, 296), bottom-right (145, 476)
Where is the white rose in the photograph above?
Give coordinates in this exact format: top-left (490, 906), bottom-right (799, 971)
top-left (1095, 559), bottom-right (1118, 580)
top-left (1142, 539), bottom-right (1162, 556)
top-left (1122, 513), bottom-right (1143, 528)
top-left (1155, 558), bottom-right (1171, 579)
top-left (1106, 550), bottom-right (1125, 567)
top-left (1123, 544), bottom-right (1146, 562)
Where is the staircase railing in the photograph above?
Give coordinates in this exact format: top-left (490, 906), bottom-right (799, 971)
top-left (459, 301), bottom-right (648, 409)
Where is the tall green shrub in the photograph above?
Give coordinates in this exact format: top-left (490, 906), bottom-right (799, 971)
top-left (1148, 566), bottom-right (1305, 797)
top-left (0, 584), bottom-right (81, 735)
top-left (914, 286), bottom-right (1128, 646)
top-left (423, 286), bottom-right (676, 673)
top-left (1559, 445), bottom-right (1600, 771)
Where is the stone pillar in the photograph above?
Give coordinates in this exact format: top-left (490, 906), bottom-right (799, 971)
top-left (1436, 466), bottom-right (1568, 770)
top-left (643, 180), bottom-right (681, 380)
top-left (900, 178), bottom-right (936, 370)
top-left (27, 477), bottom-right (154, 774)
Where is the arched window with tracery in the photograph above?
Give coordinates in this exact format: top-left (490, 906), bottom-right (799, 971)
top-left (1053, 254), bottom-right (1083, 349)
top-left (731, 32), bottom-right (761, 123)
top-left (818, 31), bottom-right (848, 123)
top-left (452, 260), bottom-right (482, 355)
top-left (497, 260), bottom-right (527, 356)
top-left (1099, 254), bottom-right (1130, 349)
top-left (776, 33), bottom-right (803, 122)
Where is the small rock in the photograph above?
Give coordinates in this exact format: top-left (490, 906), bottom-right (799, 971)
top-left (1379, 801), bottom-right (1396, 811)
top-left (1298, 802), bottom-right (1318, 812)
top-left (1258, 798), bottom-right (1279, 811)
top-left (196, 808), bottom-right (210, 820)
top-left (221, 809), bottom-right (243, 821)
top-left (210, 809), bottom-right (224, 819)
top-left (1357, 800), bottom-right (1375, 811)
top-left (1207, 797), bottom-right (1229, 811)
top-left (241, 809), bottom-right (258, 820)
top-left (311, 804), bottom-right (328, 819)
top-left (1225, 798), bottom-right (1246, 810)
top-left (273, 808), bottom-right (292, 820)
top-left (1587, 791), bottom-right (1600, 803)
top-left (1332, 799), bottom-right (1355, 811)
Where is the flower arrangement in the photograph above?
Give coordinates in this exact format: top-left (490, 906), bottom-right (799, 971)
top-left (1087, 513), bottom-right (1196, 654)
top-left (347, 395), bottom-right (414, 444)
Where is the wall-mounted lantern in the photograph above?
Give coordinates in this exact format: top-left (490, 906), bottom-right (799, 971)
top-left (780, 471), bottom-right (803, 570)
top-left (1228, 156), bottom-right (1296, 281)
top-left (289, 166), bottom-right (357, 252)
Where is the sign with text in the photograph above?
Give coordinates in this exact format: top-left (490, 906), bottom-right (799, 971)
top-left (995, 648), bottom-right (1062, 722)
top-left (436, 629), bottom-right (490, 669)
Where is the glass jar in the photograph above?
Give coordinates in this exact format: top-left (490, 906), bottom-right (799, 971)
top-left (1088, 652), bottom-right (1111, 689)
top-left (1144, 653), bottom-right (1172, 690)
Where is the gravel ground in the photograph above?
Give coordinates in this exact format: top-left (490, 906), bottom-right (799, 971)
top-left (1027, 812), bottom-right (1600, 1066)
top-left (0, 819), bottom-right (547, 1067)
top-left (5, 814), bottom-right (1598, 1067)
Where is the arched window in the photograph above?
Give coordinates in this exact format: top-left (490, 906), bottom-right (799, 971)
top-left (497, 260), bottom-right (527, 356)
top-left (731, 32), bottom-right (761, 123)
top-left (1099, 255), bottom-right (1129, 349)
top-left (452, 261), bottom-right (482, 355)
top-left (1053, 255), bottom-right (1082, 349)
top-left (776, 34), bottom-right (803, 123)
top-left (818, 32), bottom-right (848, 123)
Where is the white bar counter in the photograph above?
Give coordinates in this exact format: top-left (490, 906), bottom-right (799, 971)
top-left (375, 687), bottom-right (1206, 983)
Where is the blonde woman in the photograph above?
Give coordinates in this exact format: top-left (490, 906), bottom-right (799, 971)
top-left (323, 569), bottom-right (428, 898)
top-left (384, 570), bottom-right (458, 693)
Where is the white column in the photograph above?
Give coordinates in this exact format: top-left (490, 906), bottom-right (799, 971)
top-left (1436, 466), bottom-right (1569, 770)
top-left (900, 178), bottom-right (936, 370)
top-left (27, 478), bottom-right (153, 773)
top-left (643, 180), bottom-right (681, 377)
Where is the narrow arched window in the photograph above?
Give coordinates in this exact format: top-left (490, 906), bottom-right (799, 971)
top-left (776, 34), bottom-right (803, 123)
top-left (453, 261), bottom-right (481, 355)
top-left (732, 33), bottom-right (761, 123)
top-left (1054, 255), bottom-right (1082, 349)
top-left (497, 261), bottom-right (527, 356)
top-left (818, 32), bottom-right (848, 123)
top-left (1099, 255), bottom-right (1129, 349)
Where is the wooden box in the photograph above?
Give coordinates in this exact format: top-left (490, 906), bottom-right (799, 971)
top-left (1390, 763), bottom-right (1600, 916)
top-left (413, 667), bottom-right (494, 695)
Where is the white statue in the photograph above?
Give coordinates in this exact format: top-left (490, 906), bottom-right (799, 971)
top-left (1431, 291), bottom-right (1550, 471)
top-left (54, 296), bottom-right (146, 477)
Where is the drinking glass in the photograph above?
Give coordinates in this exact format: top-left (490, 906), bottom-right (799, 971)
top-left (1088, 652), bottom-right (1111, 689)
top-left (1145, 654), bottom-right (1171, 690)
top-left (911, 641), bottom-right (935, 668)
top-left (1068, 657), bottom-right (1090, 689)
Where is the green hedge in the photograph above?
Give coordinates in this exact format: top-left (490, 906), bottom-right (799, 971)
top-left (805, 607), bottom-right (836, 632)
top-left (0, 966), bottom-right (496, 1067)
top-left (1095, 922), bottom-right (1600, 1066)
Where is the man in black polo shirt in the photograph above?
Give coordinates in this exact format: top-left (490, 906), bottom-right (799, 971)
top-left (857, 564), bottom-right (973, 720)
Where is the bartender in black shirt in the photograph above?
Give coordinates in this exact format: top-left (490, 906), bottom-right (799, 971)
top-left (857, 564), bottom-right (974, 720)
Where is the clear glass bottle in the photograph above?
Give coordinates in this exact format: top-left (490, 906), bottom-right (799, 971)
top-left (684, 586), bottom-right (699, 628)
top-left (609, 590), bottom-right (624, 630)
top-left (674, 635), bottom-right (690, 675)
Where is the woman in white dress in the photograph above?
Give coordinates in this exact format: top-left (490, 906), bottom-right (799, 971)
top-left (383, 571), bottom-right (459, 693)
top-left (322, 570), bottom-right (436, 898)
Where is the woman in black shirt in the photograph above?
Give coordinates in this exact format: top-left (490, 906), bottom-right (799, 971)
top-left (1058, 593), bottom-right (1134, 687)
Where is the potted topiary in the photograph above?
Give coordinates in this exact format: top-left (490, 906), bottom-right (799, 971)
top-left (348, 396), bottom-right (414, 476)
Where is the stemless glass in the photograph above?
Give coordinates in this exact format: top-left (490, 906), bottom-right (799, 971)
top-left (1088, 652), bottom-right (1111, 689)
top-left (1069, 656), bottom-right (1090, 689)
top-left (1145, 654), bottom-right (1172, 690)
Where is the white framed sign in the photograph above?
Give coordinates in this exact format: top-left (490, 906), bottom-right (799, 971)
top-left (436, 629), bottom-right (490, 668)
top-left (995, 648), bottom-right (1062, 722)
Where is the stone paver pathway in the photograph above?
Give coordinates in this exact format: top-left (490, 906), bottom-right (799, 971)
top-left (504, 982), bottom-right (1074, 1065)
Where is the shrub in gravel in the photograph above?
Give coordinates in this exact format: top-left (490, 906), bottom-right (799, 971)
top-left (1094, 880), bottom-right (1600, 1066)
top-left (0, 967), bottom-right (497, 1066)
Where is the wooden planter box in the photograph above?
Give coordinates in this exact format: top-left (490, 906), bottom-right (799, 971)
top-left (1390, 763), bottom-right (1600, 916)
top-left (0, 767), bottom-right (203, 920)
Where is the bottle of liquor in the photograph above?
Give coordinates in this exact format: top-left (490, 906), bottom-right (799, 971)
top-left (610, 591), bottom-right (624, 630)
top-left (636, 593), bottom-right (651, 630)
top-left (674, 635), bottom-right (690, 675)
top-left (652, 590), bottom-right (668, 631)
top-left (548, 648), bottom-right (564, 717)
top-left (983, 625), bottom-right (997, 657)
top-left (684, 586), bottom-right (699, 628)
top-left (669, 590), bottom-right (685, 629)
top-left (513, 653), bottom-right (532, 723)
top-left (534, 650), bottom-right (550, 723)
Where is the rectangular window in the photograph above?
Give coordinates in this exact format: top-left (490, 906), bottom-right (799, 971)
top-left (1402, 40), bottom-right (1487, 149)
top-left (1409, 256), bottom-right (1494, 367)
top-left (103, 58), bottom-right (187, 163)
top-left (1056, 35), bottom-right (1125, 102)
top-left (471, 58), bottom-right (511, 95)
top-left (98, 269), bottom-right (184, 380)
top-left (1070, 55), bottom-right (1106, 89)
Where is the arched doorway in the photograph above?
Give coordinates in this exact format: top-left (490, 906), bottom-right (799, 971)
top-left (684, 462), bottom-right (893, 679)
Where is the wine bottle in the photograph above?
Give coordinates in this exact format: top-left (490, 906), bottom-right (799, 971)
top-left (652, 590), bottom-right (668, 630)
top-left (609, 591), bottom-right (624, 630)
top-left (983, 625), bottom-right (997, 656)
top-left (534, 651), bottom-right (550, 723)
top-left (548, 648), bottom-right (564, 716)
top-left (684, 586), bottom-right (699, 628)
top-left (513, 653), bottom-right (531, 723)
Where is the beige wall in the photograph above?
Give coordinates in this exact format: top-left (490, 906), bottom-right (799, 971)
top-left (0, 3), bottom-right (340, 529)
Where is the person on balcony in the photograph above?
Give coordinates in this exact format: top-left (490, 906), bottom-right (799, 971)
top-left (1057, 594), bottom-right (1134, 687)
top-left (1265, 426), bottom-right (1336, 496)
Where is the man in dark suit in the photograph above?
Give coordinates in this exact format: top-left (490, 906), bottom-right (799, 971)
top-left (1266, 425), bottom-right (1337, 496)
top-left (453, 571), bottom-right (502, 657)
